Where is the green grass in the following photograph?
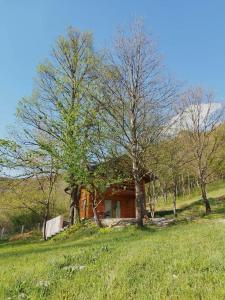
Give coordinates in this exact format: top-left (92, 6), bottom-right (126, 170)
top-left (1, 181), bottom-right (225, 299)
top-left (156, 180), bottom-right (225, 218)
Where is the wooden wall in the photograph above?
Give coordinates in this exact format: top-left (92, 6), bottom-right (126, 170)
top-left (79, 182), bottom-right (145, 219)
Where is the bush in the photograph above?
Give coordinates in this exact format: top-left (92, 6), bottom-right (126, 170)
top-left (10, 211), bottom-right (42, 232)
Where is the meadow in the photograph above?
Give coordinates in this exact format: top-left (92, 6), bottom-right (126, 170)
top-left (1, 181), bottom-right (225, 299)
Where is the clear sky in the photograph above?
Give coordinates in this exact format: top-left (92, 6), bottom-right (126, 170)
top-left (1, 0), bottom-right (225, 137)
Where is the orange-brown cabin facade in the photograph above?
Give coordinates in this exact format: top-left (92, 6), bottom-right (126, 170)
top-left (79, 181), bottom-right (146, 219)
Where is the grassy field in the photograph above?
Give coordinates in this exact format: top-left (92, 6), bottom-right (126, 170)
top-left (1, 182), bottom-right (225, 299)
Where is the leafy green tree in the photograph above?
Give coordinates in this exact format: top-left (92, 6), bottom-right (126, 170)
top-left (16, 28), bottom-right (99, 225)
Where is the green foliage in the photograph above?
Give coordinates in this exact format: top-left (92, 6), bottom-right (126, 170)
top-left (10, 211), bottom-right (42, 232)
top-left (12, 27), bottom-right (125, 209)
top-left (0, 177), bottom-right (70, 232)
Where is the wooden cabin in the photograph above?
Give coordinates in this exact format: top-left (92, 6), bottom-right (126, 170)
top-left (79, 175), bottom-right (152, 220)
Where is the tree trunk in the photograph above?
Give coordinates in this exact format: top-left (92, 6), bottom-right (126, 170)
top-left (133, 163), bottom-right (145, 227)
top-left (133, 174), bottom-right (145, 226)
top-left (75, 186), bottom-right (81, 223)
top-left (181, 174), bottom-right (185, 197)
top-left (196, 179), bottom-right (199, 187)
top-left (130, 96), bottom-right (145, 227)
top-left (69, 205), bottom-right (75, 226)
top-left (149, 180), bottom-right (157, 219)
top-left (43, 219), bottom-right (47, 241)
top-left (149, 196), bottom-right (156, 219)
top-left (69, 185), bottom-right (81, 225)
top-left (200, 181), bottom-right (211, 214)
top-left (90, 189), bottom-right (102, 228)
top-left (187, 173), bottom-right (191, 195)
top-left (162, 187), bottom-right (168, 203)
top-left (173, 184), bottom-right (177, 217)
top-left (43, 201), bottom-right (50, 240)
top-left (93, 205), bottom-right (102, 228)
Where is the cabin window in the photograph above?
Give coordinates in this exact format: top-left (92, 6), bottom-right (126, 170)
top-left (114, 201), bottom-right (121, 218)
top-left (105, 200), bottom-right (121, 218)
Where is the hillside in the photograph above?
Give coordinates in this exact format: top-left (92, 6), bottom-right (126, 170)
top-left (1, 222), bottom-right (225, 299)
top-left (0, 176), bottom-right (70, 233)
top-left (1, 181), bottom-right (225, 299)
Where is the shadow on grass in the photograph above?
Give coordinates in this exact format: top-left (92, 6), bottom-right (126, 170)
top-left (155, 199), bottom-right (203, 217)
top-left (156, 196), bottom-right (225, 220)
top-left (0, 226), bottom-right (156, 260)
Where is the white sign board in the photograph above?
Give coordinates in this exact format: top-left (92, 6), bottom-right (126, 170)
top-left (45, 215), bottom-right (64, 239)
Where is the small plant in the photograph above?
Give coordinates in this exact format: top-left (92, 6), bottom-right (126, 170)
top-left (7, 280), bottom-right (31, 300)
top-left (99, 227), bottom-right (113, 234)
top-left (36, 280), bottom-right (51, 297)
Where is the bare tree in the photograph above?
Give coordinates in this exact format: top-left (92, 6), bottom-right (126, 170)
top-left (177, 87), bottom-right (225, 213)
top-left (94, 21), bottom-right (176, 226)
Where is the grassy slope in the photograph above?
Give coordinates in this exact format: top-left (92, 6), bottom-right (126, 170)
top-left (156, 180), bottom-right (225, 218)
top-left (1, 181), bottom-right (225, 299)
top-left (0, 177), bottom-right (70, 231)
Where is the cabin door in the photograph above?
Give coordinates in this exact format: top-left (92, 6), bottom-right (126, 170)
top-left (105, 200), bottom-right (112, 218)
top-left (114, 201), bottom-right (121, 218)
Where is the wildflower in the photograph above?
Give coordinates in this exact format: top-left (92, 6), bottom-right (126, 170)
top-left (18, 293), bottom-right (28, 299)
top-left (62, 265), bottom-right (85, 272)
top-left (37, 280), bottom-right (50, 288)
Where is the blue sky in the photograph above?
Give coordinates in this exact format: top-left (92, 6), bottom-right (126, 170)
top-left (1, 0), bottom-right (225, 137)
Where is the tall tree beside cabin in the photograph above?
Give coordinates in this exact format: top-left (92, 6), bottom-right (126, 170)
top-left (94, 21), bottom-right (176, 226)
top-left (16, 28), bottom-right (99, 225)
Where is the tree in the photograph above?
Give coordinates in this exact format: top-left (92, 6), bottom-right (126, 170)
top-left (0, 139), bottom-right (59, 239)
top-left (1, 27), bottom-right (135, 229)
top-left (155, 136), bottom-right (186, 216)
top-left (177, 87), bottom-right (225, 213)
top-left (94, 21), bottom-right (176, 226)
top-left (16, 28), bottom-right (99, 225)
